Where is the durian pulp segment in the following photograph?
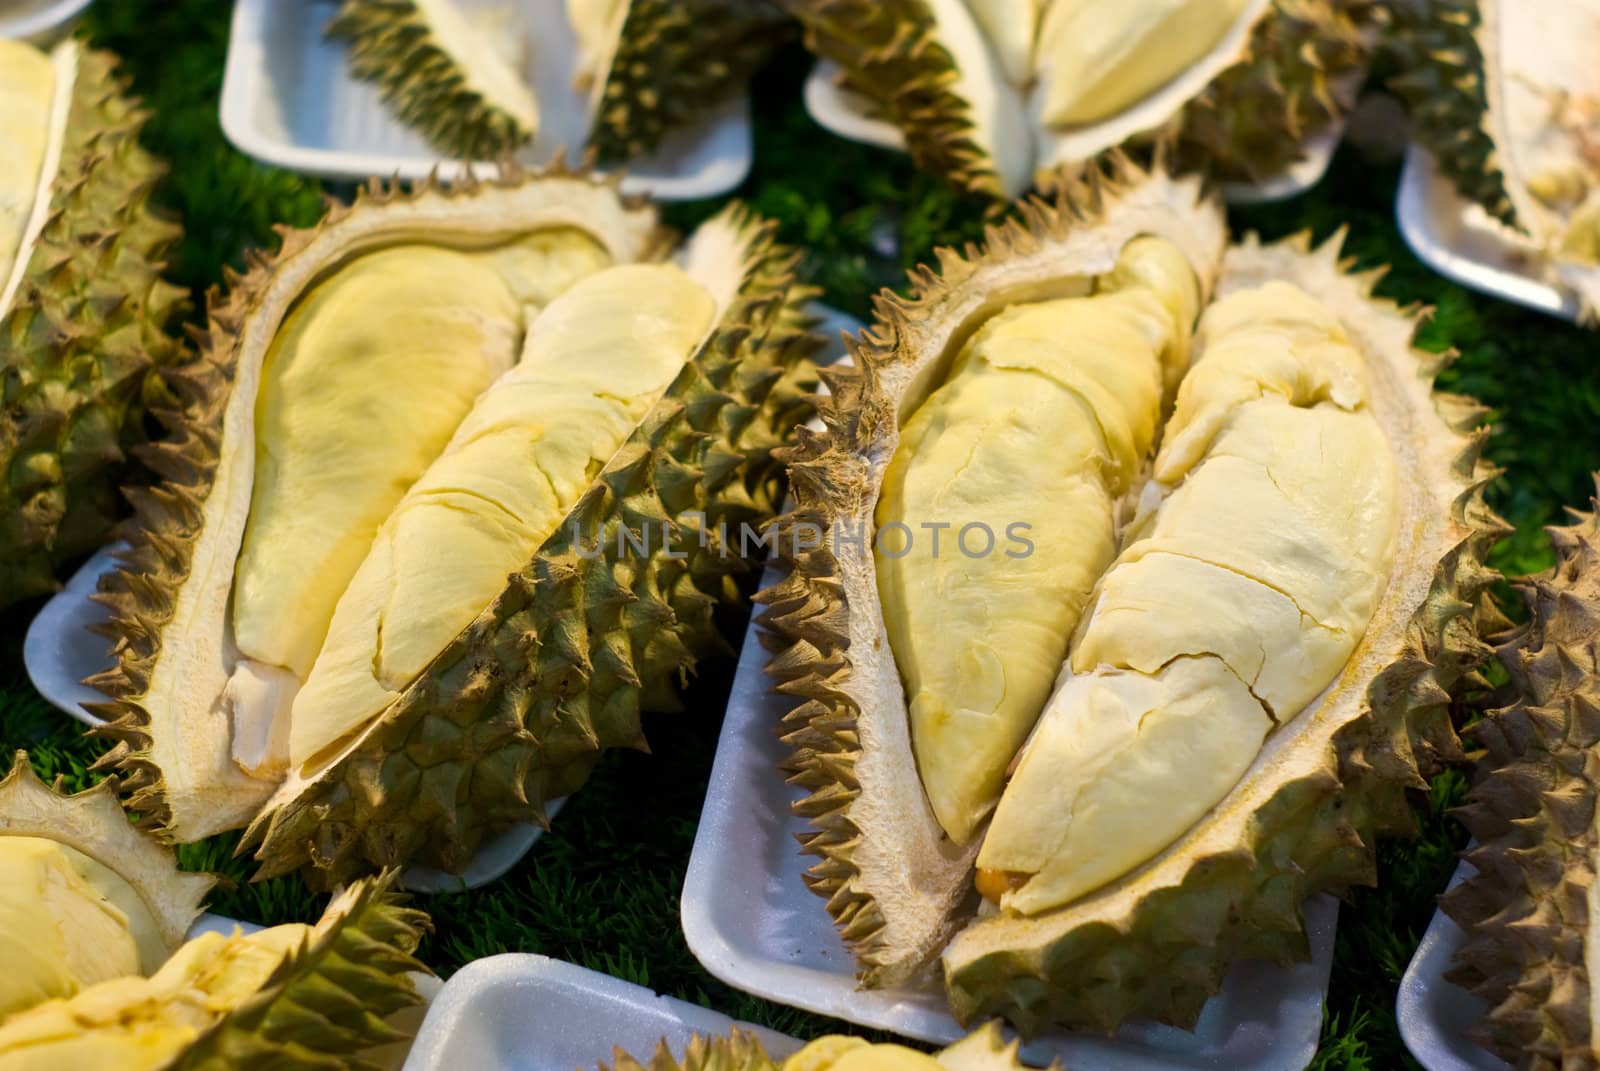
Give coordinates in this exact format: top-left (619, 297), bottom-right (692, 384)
top-left (286, 263), bottom-right (715, 775)
top-left (924, 0), bottom-right (1035, 196)
top-left (414, 0), bottom-right (539, 137)
top-left (875, 236), bottom-right (1199, 846)
top-left (1032, 0), bottom-right (1252, 126)
top-left (958, 0), bottom-right (1038, 85)
top-left (0, 923), bottom-right (308, 1071)
top-left (0, 839), bottom-right (140, 1019)
top-left (0, 41), bottom-right (73, 321)
top-left (226, 229), bottom-right (611, 781)
top-left (781, 1022), bottom-right (1023, 1071)
top-left (976, 281), bottom-right (1401, 915)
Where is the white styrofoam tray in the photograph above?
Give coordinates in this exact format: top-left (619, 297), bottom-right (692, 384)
top-left (220, 0), bottom-right (752, 197)
top-left (1396, 144), bottom-right (1581, 323)
top-left (404, 954), bottom-right (800, 1071)
top-left (23, 547), bottom-right (557, 894)
top-left (1396, 862), bottom-right (1506, 1071)
top-left (802, 61), bottom-right (1343, 207)
top-left (0, 0), bottom-right (89, 43)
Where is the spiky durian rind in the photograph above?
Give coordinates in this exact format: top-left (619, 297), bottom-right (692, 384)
top-left (0, 43), bottom-right (188, 608)
top-left (600, 1028), bottom-right (780, 1071)
top-left (938, 230), bottom-right (1507, 1035)
top-left (236, 200), bottom-right (821, 887)
top-left (1440, 495), bottom-right (1600, 1071)
top-left (590, 0), bottom-right (789, 164)
top-left (777, 0), bottom-right (1005, 200)
top-left (0, 751), bottom-right (213, 955)
top-left (756, 156), bottom-right (1229, 989)
top-left (170, 871), bottom-right (431, 1071)
top-left (328, 0), bottom-right (534, 159)
top-left (87, 158), bottom-right (676, 845)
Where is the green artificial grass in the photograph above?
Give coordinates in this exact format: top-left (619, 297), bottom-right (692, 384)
top-left (1, 5), bottom-right (1597, 1067)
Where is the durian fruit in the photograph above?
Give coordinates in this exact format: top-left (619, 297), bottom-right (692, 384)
top-left (1390, 0), bottom-right (1600, 318)
top-left (781, 0), bottom-right (1385, 198)
top-left (0, 871), bottom-right (432, 1071)
top-left (1439, 494), bottom-right (1600, 1071)
top-left (89, 161), bottom-right (820, 888)
top-left (0, 752), bottom-right (212, 1020)
top-left (0, 38), bottom-right (188, 607)
top-left (601, 1022), bottom-right (1039, 1071)
top-left (759, 158), bottom-right (1506, 1032)
top-left (329, 0), bottom-right (785, 163)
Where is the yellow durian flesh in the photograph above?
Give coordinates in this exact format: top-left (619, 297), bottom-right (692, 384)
top-left (0, 839), bottom-right (141, 1019)
top-left (0, 40), bottom-right (54, 298)
top-left (958, 0), bottom-right (1039, 86)
top-left (1033, 0), bottom-right (1252, 126)
top-left (875, 236), bottom-right (1198, 846)
top-left (976, 280), bottom-right (1401, 916)
top-left (286, 262), bottom-right (715, 774)
top-left (782, 1023), bottom-right (1024, 1071)
top-left (226, 229), bottom-right (610, 780)
top-left (0, 924), bottom-right (308, 1071)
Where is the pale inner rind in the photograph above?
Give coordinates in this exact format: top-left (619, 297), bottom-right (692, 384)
top-left (414, 0), bottom-right (540, 135)
top-left (0, 40), bottom-right (74, 323)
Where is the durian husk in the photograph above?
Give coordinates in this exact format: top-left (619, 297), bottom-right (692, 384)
top-left (167, 871), bottom-right (430, 1071)
top-left (588, 0), bottom-right (790, 164)
top-left (938, 231), bottom-right (1507, 1034)
top-left (597, 1022), bottom-right (1039, 1071)
top-left (1441, 495), bottom-right (1600, 1071)
top-left (0, 751), bottom-right (213, 961)
top-left (87, 160), bottom-right (675, 847)
top-left (755, 157), bottom-right (1228, 989)
top-left (232, 201), bottom-right (820, 888)
top-left (0, 41), bottom-right (188, 608)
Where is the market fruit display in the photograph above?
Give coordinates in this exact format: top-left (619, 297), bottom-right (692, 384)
top-left (0, 753), bottom-right (431, 1070)
top-left (1438, 496), bottom-right (1600, 1071)
top-left (602, 1022), bottom-right (1037, 1071)
top-left (1391, 0), bottom-right (1600, 318)
top-left (329, 0), bottom-right (786, 162)
top-left (87, 162), bottom-right (820, 888)
top-left (781, 0), bottom-right (1385, 198)
top-left (0, 37), bottom-right (187, 608)
top-left (758, 158), bottom-right (1505, 1032)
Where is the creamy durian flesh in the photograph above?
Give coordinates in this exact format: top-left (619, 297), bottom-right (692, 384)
top-left (0, 40), bottom-right (55, 299)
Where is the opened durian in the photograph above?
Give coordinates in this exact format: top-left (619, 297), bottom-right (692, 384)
top-left (0, 752), bottom-right (431, 1070)
top-left (88, 162), bottom-right (819, 888)
top-left (329, 0), bottom-right (785, 162)
top-left (760, 158), bottom-right (1504, 1032)
top-left (601, 1022), bottom-right (1040, 1071)
top-left (1391, 0), bottom-right (1600, 318)
top-left (0, 38), bottom-right (187, 607)
top-left (1439, 493), bottom-right (1600, 1071)
top-left (782, 0), bottom-right (1384, 198)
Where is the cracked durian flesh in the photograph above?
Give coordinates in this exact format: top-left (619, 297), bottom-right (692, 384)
top-left (0, 41), bottom-right (53, 297)
top-left (975, 281), bottom-right (1400, 914)
top-left (225, 229), bottom-right (610, 779)
top-left (875, 236), bottom-right (1199, 846)
top-left (286, 262), bottom-right (714, 776)
top-left (0, 922), bottom-right (309, 1071)
top-left (1033, 0), bottom-right (1252, 126)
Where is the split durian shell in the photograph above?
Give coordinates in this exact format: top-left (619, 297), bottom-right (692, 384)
top-left (89, 160), bottom-right (820, 888)
top-left (1440, 494), bottom-right (1600, 1071)
top-left (598, 1022), bottom-right (1040, 1071)
top-left (0, 39), bottom-right (188, 608)
top-left (758, 157), bottom-right (1507, 1031)
top-left (782, 0), bottom-right (1384, 199)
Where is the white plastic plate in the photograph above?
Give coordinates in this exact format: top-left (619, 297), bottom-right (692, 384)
top-left (404, 954), bottom-right (800, 1071)
top-left (220, 0), bottom-right (752, 197)
top-left (801, 61), bottom-right (1342, 207)
top-left (0, 0), bottom-right (90, 43)
top-left (1396, 144), bottom-right (1581, 323)
top-left (23, 547), bottom-right (558, 893)
top-left (1396, 862), bottom-right (1507, 1071)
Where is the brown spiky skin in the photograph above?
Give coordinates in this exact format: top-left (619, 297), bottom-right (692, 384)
top-left (600, 1029), bottom-right (780, 1071)
top-left (86, 159), bottom-right (677, 842)
top-left (235, 202), bottom-right (820, 888)
top-left (590, 0), bottom-right (790, 165)
top-left (328, 0), bottom-right (533, 158)
top-left (1441, 498), bottom-right (1600, 1071)
top-left (1387, 0), bottom-right (1516, 227)
top-left (778, 0), bottom-right (1004, 199)
top-left (171, 872), bottom-right (432, 1071)
top-left (0, 45), bottom-right (188, 608)
top-left (1170, 0), bottom-right (1386, 184)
